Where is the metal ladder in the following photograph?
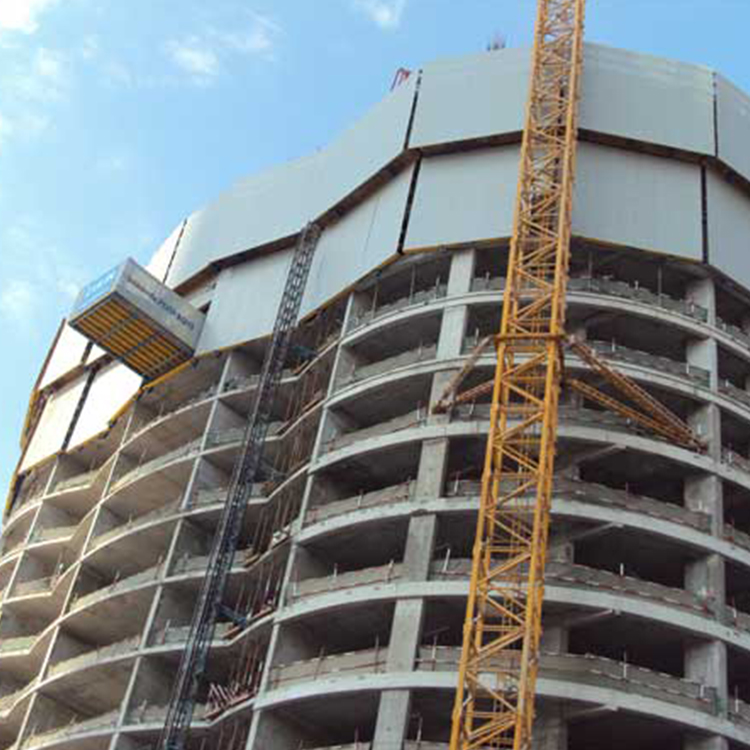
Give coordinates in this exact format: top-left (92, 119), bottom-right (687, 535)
top-left (158, 222), bottom-right (322, 750)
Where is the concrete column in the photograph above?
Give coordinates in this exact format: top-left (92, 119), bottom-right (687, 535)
top-left (688, 277), bottom-right (717, 328)
top-left (373, 437), bottom-right (446, 750)
top-left (541, 542), bottom-right (573, 654)
top-left (684, 471), bottom-right (728, 723)
top-left (684, 735), bottom-right (729, 750)
top-left (437, 306), bottom-right (468, 360)
top-left (534, 703), bottom-right (568, 750)
top-left (446, 248), bottom-right (476, 297)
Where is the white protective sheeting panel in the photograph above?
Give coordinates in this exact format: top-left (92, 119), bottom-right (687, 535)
top-left (404, 146), bottom-right (520, 250)
top-left (69, 363), bottom-right (141, 448)
top-left (168, 78), bottom-right (416, 289)
top-left (410, 48), bottom-right (528, 148)
top-left (580, 45), bottom-right (714, 155)
top-left (716, 75), bottom-right (750, 184)
top-left (196, 248), bottom-right (292, 353)
top-left (573, 143), bottom-right (702, 259)
top-left (22, 377), bottom-right (86, 470)
top-left (146, 221), bottom-right (183, 283)
top-left (706, 172), bottom-right (750, 291)
top-left (168, 154), bottom-right (322, 289)
top-left (301, 166), bottom-right (414, 317)
top-left (319, 75), bottom-right (416, 206)
top-left (39, 323), bottom-right (89, 390)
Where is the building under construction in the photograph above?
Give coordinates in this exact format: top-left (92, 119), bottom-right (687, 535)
top-left (4, 37), bottom-right (750, 750)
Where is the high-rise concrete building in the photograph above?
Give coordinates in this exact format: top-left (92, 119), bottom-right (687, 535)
top-left (3, 43), bottom-right (750, 750)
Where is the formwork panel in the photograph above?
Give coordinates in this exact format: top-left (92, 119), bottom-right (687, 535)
top-left (410, 48), bottom-right (528, 149)
top-left (706, 171), bottom-right (750, 291)
top-left (573, 142), bottom-right (703, 260)
top-left (319, 74), bottom-right (416, 206)
top-left (301, 165), bottom-right (414, 318)
top-left (404, 146), bottom-right (519, 250)
top-left (22, 376), bottom-right (87, 470)
top-left (68, 363), bottom-right (141, 449)
top-left (716, 74), bottom-right (750, 185)
top-left (196, 247), bottom-right (293, 354)
top-left (167, 79), bottom-right (416, 289)
top-left (580, 45), bottom-right (714, 155)
top-left (167, 154), bottom-right (324, 289)
top-left (39, 323), bottom-right (90, 390)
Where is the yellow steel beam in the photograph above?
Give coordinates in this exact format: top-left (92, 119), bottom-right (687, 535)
top-left (449, 1), bottom-right (586, 749)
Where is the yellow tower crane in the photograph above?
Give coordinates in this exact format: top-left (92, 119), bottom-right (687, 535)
top-left (445, 1), bottom-right (701, 748)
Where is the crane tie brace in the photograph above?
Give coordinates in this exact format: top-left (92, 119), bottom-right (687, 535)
top-left (449, 2), bottom-right (587, 749)
top-left (158, 221), bottom-right (321, 750)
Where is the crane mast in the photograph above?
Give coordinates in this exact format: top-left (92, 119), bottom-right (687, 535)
top-left (449, 1), bottom-right (586, 749)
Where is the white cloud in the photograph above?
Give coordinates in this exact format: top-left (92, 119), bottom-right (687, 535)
top-left (0, 220), bottom-right (86, 328)
top-left (165, 37), bottom-right (220, 83)
top-left (80, 34), bottom-right (99, 61)
top-left (0, 0), bottom-right (58, 34)
top-left (8, 46), bottom-right (70, 102)
top-left (214, 14), bottom-right (282, 57)
top-left (352, 0), bottom-right (406, 29)
top-left (0, 112), bottom-right (14, 151)
top-left (0, 279), bottom-right (35, 321)
top-left (164, 13), bottom-right (282, 86)
top-left (94, 153), bottom-right (129, 175)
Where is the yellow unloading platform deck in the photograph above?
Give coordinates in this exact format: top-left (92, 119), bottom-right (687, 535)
top-left (69, 258), bottom-right (205, 381)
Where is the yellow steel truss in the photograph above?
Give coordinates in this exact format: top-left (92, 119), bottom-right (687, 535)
top-left (449, 1), bottom-right (586, 749)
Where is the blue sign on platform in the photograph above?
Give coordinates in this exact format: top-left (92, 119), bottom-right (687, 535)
top-left (71, 264), bottom-right (121, 316)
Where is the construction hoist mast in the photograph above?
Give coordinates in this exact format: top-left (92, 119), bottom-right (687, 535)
top-left (449, 2), bottom-right (586, 749)
top-left (158, 222), bottom-right (321, 750)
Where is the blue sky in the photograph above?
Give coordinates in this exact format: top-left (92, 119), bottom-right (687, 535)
top-left (1, 0), bottom-right (750, 497)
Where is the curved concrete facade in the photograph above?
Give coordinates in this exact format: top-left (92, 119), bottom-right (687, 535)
top-left (4, 43), bottom-right (750, 750)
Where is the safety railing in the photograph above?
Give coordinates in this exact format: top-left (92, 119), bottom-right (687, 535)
top-left (343, 344), bottom-right (438, 386)
top-left (205, 421), bottom-right (285, 451)
top-left (587, 340), bottom-right (711, 386)
top-left (90, 500), bottom-right (182, 550)
top-left (52, 468), bottom-right (99, 494)
top-left (70, 564), bottom-right (163, 612)
top-left (719, 379), bottom-right (750, 411)
top-left (470, 275), bottom-right (710, 325)
top-left (268, 644), bottom-right (389, 689)
top-left (348, 283), bottom-right (448, 333)
top-left (445, 477), bottom-right (711, 534)
top-left (111, 439), bottom-right (202, 493)
top-left (290, 561), bottom-right (402, 601)
top-left (12, 577), bottom-right (54, 598)
top-left (149, 621), bottom-right (232, 647)
top-left (324, 408), bottom-right (427, 454)
top-left (29, 525), bottom-right (76, 544)
top-left (126, 702), bottom-right (207, 726)
top-left (129, 384), bottom-right (218, 443)
top-left (717, 318), bottom-right (750, 351)
top-left (0, 683), bottom-right (29, 713)
top-left (722, 448), bottom-right (750, 478)
top-left (48, 635), bottom-right (141, 678)
top-left (170, 547), bottom-right (253, 576)
top-left (0, 634), bottom-right (37, 655)
top-left (724, 523), bottom-right (750, 554)
top-left (305, 480), bottom-right (417, 526)
top-left (269, 644), bottom-right (716, 715)
top-left (568, 277), bottom-right (709, 322)
top-left (25, 709), bottom-right (121, 748)
top-left (414, 647), bottom-right (717, 713)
